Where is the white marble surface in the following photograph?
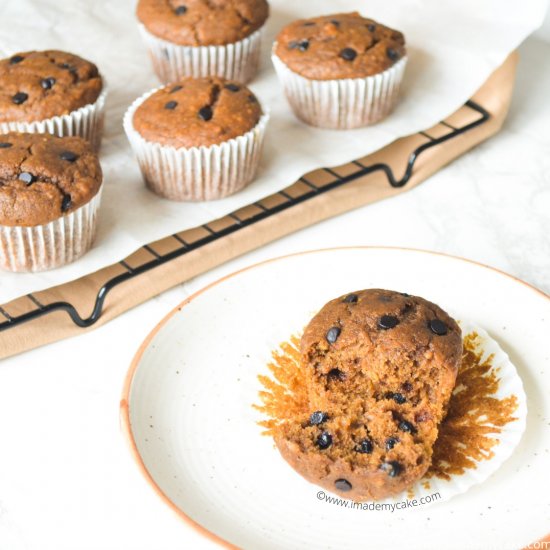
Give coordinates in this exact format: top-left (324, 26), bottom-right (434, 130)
top-left (0, 33), bottom-right (549, 550)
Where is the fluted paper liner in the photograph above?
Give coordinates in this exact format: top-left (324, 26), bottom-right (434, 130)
top-left (124, 88), bottom-right (269, 201)
top-left (0, 86), bottom-right (107, 150)
top-left (138, 24), bottom-right (263, 84)
top-left (272, 53), bottom-right (407, 129)
top-left (0, 188), bottom-right (103, 273)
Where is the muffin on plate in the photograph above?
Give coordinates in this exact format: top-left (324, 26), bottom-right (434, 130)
top-left (0, 132), bottom-right (103, 272)
top-left (272, 289), bottom-right (462, 501)
top-left (124, 76), bottom-right (269, 201)
top-left (0, 50), bottom-right (106, 148)
top-left (272, 12), bottom-right (407, 129)
top-left (136, 0), bottom-right (269, 84)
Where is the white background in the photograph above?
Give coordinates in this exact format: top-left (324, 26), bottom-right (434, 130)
top-left (0, 2), bottom-right (549, 550)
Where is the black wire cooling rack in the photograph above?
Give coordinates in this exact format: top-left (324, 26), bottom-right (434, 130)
top-left (0, 100), bottom-right (489, 333)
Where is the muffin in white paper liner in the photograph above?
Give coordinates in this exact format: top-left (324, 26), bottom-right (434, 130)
top-left (0, 188), bottom-right (103, 273)
top-left (370, 320), bottom-right (527, 509)
top-left (123, 89), bottom-right (269, 201)
top-left (138, 24), bottom-right (264, 84)
top-left (272, 53), bottom-right (407, 129)
top-left (0, 86), bottom-right (107, 150)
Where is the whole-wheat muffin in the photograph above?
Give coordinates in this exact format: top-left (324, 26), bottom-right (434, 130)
top-left (272, 12), bottom-right (408, 128)
top-left (136, 0), bottom-right (269, 83)
top-left (137, 0), bottom-right (269, 46)
top-left (125, 76), bottom-right (268, 201)
top-left (132, 77), bottom-right (263, 148)
top-left (273, 289), bottom-right (462, 501)
top-left (0, 132), bottom-right (103, 272)
top-left (0, 50), bottom-right (106, 147)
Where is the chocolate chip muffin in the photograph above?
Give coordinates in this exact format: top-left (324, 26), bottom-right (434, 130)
top-left (273, 289), bottom-right (462, 501)
top-left (272, 12), bottom-right (408, 128)
top-left (0, 51), bottom-right (106, 148)
top-left (124, 77), bottom-right (268, 200)
top-left (136, 0), bottom-right (269, 83)
top-left (0, 132), bottom-right (103, 272)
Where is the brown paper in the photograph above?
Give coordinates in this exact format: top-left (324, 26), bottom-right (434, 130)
top-left (0, 53), bottom-right (518, 360)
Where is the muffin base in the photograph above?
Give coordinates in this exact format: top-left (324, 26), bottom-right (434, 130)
top-left (138, 24), bottom-right (264, 84)
top-left (272, 54), bottom-right (407, 129)
top-left (0, 85), bottom-right (107, 150)
top-left (124, 89), bottom-right (269, 201)
top-left (0, 189), bottom-right (102, 273)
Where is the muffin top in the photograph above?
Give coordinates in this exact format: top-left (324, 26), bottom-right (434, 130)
top-left (274, 12), bottom-right (406, 80)
top-left (0, 50), bottom-right (103, 124)
top-left (136, 0), bottom-right (269, 46)
top-left (132, 77), bottom-right (263, 148)
top-left (0, 133), bottom-right (103, 227)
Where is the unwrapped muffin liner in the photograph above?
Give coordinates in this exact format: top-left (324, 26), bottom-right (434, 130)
top-left (272, 53), bottom-right (408, 129)
top-left (123, 88), bottom-right (269, 201)
top-left (138, 24), bottom-right (264, 84)
top-left (0, 85), bottom-right (107, 150)
top-left (0, 188), bottom-right (103, 273)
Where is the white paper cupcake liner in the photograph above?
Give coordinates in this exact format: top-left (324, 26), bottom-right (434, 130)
top-left (123, 89), bottom-right (269, 201)
top-left (272, 53), bottom-right (407, 129)
top-left (0, 85), bottom-right (107, 150)
top-left (138, 24), bottom-right (264, 84)
top-left (0, 188), bottom-right (103, 273)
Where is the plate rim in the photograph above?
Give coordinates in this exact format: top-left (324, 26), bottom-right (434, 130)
top-left (119, 246), bottom-right (549, 549)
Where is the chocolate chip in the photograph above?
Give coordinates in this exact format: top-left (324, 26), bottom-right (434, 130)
top-left (356, 438), bottom-right (373, 454)
top-left (10, 55), bottom-right (24, 64)
top-left (428, 319), bottom-right (448, 336)
top-left (18, 172), bottom-right (35, 185)
top-left (385, 437), bottom-right (399, 450)
top-left (302, 21), bottom-right (315, 27)
top-left (317, 431), bottom-right (332, 449)
top-left (12, 92), bottom-right (28, 105)
top-left (174, 5), bottom-right (187, 14)
top-left (59, 150), bottom-right (79, 162)
top-left (398, 420), bottom-right (416, 434)
top-left (328, 368), bottom-right (345, 381)
top-left (198, 106), bottom-right (213, 121)
top-left (0, 142), bottom-right (12, 149)
top-left (387, 48), bottom-right (400, 61)
top-left (343, 293), bottom-right (358, 303)
top-left (367, 23), bottom-right (376, 32)
top-left (326, 326), bottom-right (341, 344)
top-left (61, 194), bottom-right (72, 212)
top-left (41, 77), bottom-right (56, 90)
top-left (387, 392), bottom-right (406, 404)
top-left (170, 85), bottom-right (183, 93)
top-left (378, 315), bottom-right (399, 330)
top-left (164, 100), bottom-right (178, 110)
top-left (289, 39), bottom-right (309, 51)
top-left (330, 19), bottom-right (340, 26)
top-left (402, 381), bottom-right (413, 392)
top-left (339, 48), bottom-right (357, 61)
top-left (380, 461), bottom-right (402, 477)
top-left (400, 292), bottom-right (411, 297)
top-left (309, 411), bottom-right (329, 425)
top-left (335, 479), bottom-right (352, 491)
top-left (224, 83), bottom-right (240, 92)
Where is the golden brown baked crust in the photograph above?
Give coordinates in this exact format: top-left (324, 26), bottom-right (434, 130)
top-left (0, 50), bottom-right (103, 123)
top-left (132, 77), bottom-right (263, 148)
top-left (0, 133), bottom-right (102, 227)
top-left (136, 0), bottom-right (269, 46)
top-left (274, 12), bottom-right (406, 80)
top-left (274, 289), bottom-right (461, 501)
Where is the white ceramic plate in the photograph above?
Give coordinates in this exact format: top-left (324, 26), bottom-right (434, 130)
top-left (121, 248), bottom-right (550, 550)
